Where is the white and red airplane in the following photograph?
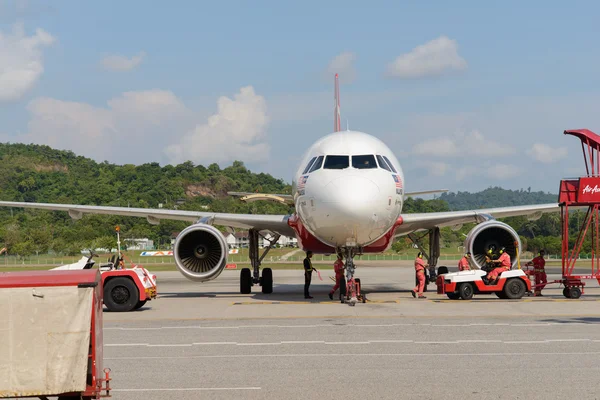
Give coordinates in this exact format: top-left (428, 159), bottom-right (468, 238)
top-left (0, 74), bottom-right (559, 298)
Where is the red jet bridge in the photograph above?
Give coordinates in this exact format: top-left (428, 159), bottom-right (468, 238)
top-left (555, 129), bottom-right (600, 298)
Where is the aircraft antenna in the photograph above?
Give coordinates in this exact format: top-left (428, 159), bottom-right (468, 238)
top-left (334, 73), bottom-right (341, 132)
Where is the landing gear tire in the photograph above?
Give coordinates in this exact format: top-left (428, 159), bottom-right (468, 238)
top-left (103, 277), bottom-right (139, 312)
top-left (261, 268), bottom-right (273, 294)
top-left (240, 268), bottom-right (252, 294)
top-left (458, 283), bottom-right (474, 300)
top-left (503, 278), bottom-right (526, 299)
top-left (437, 266), bottom-right (449, 275)
top-left (447, 293), bottom-right (460, 300)
top-left (563, 287), bottom-right (571, 298)
top-left (569, 287), bottom-right (581, 299)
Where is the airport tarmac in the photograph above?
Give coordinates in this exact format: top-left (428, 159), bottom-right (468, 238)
top-left (103, 264), bottom-right (600, 399)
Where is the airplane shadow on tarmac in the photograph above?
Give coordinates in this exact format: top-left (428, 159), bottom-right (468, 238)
top-left (540, 317), bottom-right (600, 324)
top-left (155, 284), bottom-right (412, 303)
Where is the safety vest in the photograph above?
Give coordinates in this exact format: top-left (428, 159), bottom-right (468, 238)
top-left (334, 260), bottom-right (344, 277)
top-left (304, 258), bottom-right (313, 272)
top-left (498, 252), bottom-right (511, 269)
top-left (532, 256), bottom-right (546, 273)
top-left (458, 257), bottom-right (470, 271)
top-left (415, 258), bottom-right (426, 273)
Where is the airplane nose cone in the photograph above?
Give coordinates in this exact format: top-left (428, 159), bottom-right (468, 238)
top-left (323, 176), bottom-right (380, 214)
top-left (302, 175), bottom-right (392, 247)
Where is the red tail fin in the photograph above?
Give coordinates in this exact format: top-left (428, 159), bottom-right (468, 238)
top-left (334, 73), bottom-right (341, 132)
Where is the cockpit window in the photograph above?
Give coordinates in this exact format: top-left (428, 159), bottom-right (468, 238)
top-left (376, 155), bottom-right (391, 171)
top-left (308, 155), bottom-right (324, 172)
top-left (323, 155), bottom-right (349, 169)
top-left (352, 155), bottom-right (377, 169)
top-left (382, 155), bottom-right (397, 173)
top-left (302, 157), bottom-right (317, 174)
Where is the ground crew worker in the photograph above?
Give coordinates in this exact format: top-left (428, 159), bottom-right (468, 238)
top-left (328, 253), bottom-right (345, 300)
top-left (458, 252), bottom-right (472, 271)
top-left (484, 245), bottom-right (498, 272)
top-left (303, 251), bottom-right (316, 299)
top-left (486, 246), bottom-right (511, 283)
top-left (411, 252), bottom-right (428, 298)
top-left (526, 249), bottom-right (547, 296)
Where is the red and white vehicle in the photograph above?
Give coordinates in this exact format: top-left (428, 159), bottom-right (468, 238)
top-left (53, 253), bottom-right (157, 312)
top-left (436, 268), bottom-right (531, 300)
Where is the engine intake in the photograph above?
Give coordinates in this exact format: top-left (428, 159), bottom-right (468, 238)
top-left (464, 220), bottom-right (522, 270)
top-left (173, 223), bottom-right (228, 282)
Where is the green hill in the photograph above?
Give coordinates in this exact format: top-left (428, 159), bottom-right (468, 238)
top-left (0, 143), bottom-right (292, 256)
top-left (439, 186), bottom-right (557, 210)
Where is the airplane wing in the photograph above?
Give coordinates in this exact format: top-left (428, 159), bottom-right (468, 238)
top-left (404, 189), bottom-right (449, 198)
top-left (395, 203), bottom-right (560, 235)
top-left (0, 201), bottom-right (295, 237)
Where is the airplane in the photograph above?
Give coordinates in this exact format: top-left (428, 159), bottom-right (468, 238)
top-left (0, 74), bottom-right (560, 302)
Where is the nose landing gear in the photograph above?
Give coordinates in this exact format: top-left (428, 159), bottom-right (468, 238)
top-left (339, 247), bottom-right (367, 306)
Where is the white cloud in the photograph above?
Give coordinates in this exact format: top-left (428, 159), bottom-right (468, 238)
top-left (18, 89), bottom-right (194, 164)
top-left (450, 163), bottom-right (520, 182)
top-left (0, 22), bottom-right (55, 102)
top-left (165, 86), bottom-right (270, 165)
top-left (412, 130), bottom-right (513, 157)
top-left (527, 143), bottom-right (568, 163)
top-left (425, 161), bottom-right (449, 177)
top-left (326, 52), bottom-right (356, 84)
top-left (102, 52), bottom-right (145, 71)
top-left (12, 86), bottom-right (268, 167)
top-left (386, 35), bottom-right (467, 79)
top-left (486, 163), bottom-right (521, 179)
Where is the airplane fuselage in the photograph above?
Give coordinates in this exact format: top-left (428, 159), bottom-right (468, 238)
top-left (290, 130), bottom-right (404, 253)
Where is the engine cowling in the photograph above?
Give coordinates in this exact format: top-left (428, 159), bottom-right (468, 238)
top-left (173, 223), bottom-right (228, 282)
top-left (464, 220), bottom-right (522, 270)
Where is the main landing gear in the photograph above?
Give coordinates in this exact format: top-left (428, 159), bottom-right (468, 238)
top-left (340, 247), bottom-right (367, 306)
top-left (240, 229), bottom-right (279, 294)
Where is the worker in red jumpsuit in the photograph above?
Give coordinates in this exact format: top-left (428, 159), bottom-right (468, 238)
top-left (526, 249), bottom-right (547, 296)
top-left (412, 252), bottom-right (428, 298)
top-left (329, 254), bottom-right (345, 300)
top-left (486, 246), bottom-right (511, 283)
top-left (458, 252), bottom-right (472, 271)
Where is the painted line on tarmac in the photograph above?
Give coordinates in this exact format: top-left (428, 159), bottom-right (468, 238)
top-left (104, 321), bottom-right (595, 331)
top-left (102, 313), bottom-right (600, 322)
top-left (104, 338), bottom-right (600, 348)
top-left (105, 351), bottom-right (600, 360)
top-left (111, 387), bottom-right (261, 392)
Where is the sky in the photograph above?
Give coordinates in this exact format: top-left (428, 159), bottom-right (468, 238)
top-left (1, 0), bottom-right (600, 195)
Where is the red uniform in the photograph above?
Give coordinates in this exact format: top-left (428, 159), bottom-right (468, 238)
top-left (413, 257), bottom-right (426, 297)
top-left (458, 256), bottom-right (470, 271)
top-left (487, 252), bottom-right (511, 281)
top-left (531, 255), bottom-right (547, 295)
top-left (329, 259), bottom-right (345, 296)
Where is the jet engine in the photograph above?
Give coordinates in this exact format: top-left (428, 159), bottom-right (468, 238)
top-left (464, 220), bottom-right (522, 270)
top-left (172, 223), bottom-right (229, 282)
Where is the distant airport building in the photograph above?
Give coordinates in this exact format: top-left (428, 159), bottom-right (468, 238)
top-left (124, 238), bottom-right (154, 250)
